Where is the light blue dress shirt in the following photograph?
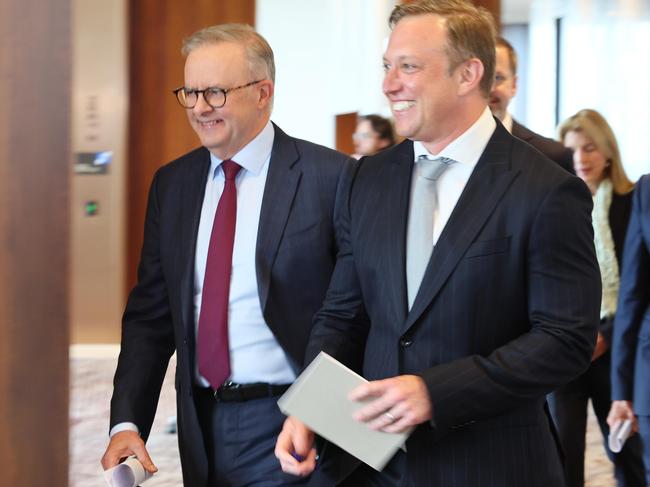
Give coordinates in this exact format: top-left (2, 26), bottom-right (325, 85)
top-left (193, 121), bottom-right (296, 387)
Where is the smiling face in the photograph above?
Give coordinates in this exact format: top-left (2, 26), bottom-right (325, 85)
top-left (488, 45), bottom-right (517, 121)
top-left (563, 130), bottom-right (609, 193)
top-left (382, 14), bottom-right (480, 153)
top-left (183, 41), bottom-right (273, 159)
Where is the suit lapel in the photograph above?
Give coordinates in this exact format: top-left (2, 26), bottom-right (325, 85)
top-left (256, 124), bottom-right (302, 312)
top-left (179, 149), bottom-right (211, 336)
top-left (404, 126), bottom-right (520, 330)
top-left (511, 120), bottom-right (533, 143)
top-left (386, 141), bottom-right (415, 323)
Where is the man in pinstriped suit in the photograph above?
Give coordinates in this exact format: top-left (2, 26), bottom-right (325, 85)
top-left (276, 1), bottom-right (601, 485)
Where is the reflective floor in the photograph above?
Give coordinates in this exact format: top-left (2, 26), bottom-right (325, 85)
top-left (69, 346), bottom-right (616, 486)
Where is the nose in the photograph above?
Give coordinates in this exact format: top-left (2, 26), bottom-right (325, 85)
top-left (572, 150), bottom-right (591, 174)
top-left (573, 148), bottom-right (586, 165)
top-left (192, 92), bottom-right (213, 116)
top-left (382, 67), bottom-right (400, 96)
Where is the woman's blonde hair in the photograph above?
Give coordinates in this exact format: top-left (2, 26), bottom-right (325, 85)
top-left (558, 109), bottom-right (633, 194)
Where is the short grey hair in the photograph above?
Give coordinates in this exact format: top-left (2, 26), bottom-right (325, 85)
top-left (181, 23), bottom-right (275, 83)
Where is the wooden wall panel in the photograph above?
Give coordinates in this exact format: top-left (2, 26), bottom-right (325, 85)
top-left (474, 0), bottom-right (501, 30)
top-left (127, 0), bottom-right (255, 290)
top-left (336, 112), bottom-right (359, 156)
top-left (0, 0), bottom-right (70, 484)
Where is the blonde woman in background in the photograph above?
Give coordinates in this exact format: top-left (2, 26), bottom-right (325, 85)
top-left (548, 109), bottom-right (645, 487)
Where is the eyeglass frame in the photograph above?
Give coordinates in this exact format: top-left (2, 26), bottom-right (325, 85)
top-left (352, 132), bottom-right (378, 141)
top-left (172, 79), bottom-right (264, 109)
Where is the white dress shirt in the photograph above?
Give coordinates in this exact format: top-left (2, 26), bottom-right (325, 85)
top-left (502, 111), bottom-right (514, 133)
top-left (412, 106), bottom-right (496, 245)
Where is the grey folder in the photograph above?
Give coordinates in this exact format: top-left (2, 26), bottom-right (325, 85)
top-left (277, 352), bottom-right (411, 471)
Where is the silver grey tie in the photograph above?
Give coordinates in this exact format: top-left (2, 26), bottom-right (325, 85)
top-left (406, 155), bottom-right (456, 309)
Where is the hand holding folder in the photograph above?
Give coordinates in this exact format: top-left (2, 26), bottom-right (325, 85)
top-left (277, 352), bottom-right (414, 471)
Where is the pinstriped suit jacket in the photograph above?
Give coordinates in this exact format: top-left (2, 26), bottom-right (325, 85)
top-left (110, 124), bottom-right (352, 487)
top-left (511, 119), bottom-right (574, 175)
top-left (307, 122), bottom-right (601, 486)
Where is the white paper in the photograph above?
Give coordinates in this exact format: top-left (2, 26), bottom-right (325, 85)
top-left (608, 419), bottom-right (633, 453)
top-left (278, 352), bottom-right (412, 471)
top-left (104, 457), bottom-right (154, 487)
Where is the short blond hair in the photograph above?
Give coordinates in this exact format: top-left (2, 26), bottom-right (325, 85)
top-left (558, 109), bottom-right (633, 195)
top-left (389, 0), bottom-right (497, 97)
top-left (181, 23), bottom-right (275, 83)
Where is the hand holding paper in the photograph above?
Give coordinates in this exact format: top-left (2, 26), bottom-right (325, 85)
top-left (609, 419), bottom-right (633, 454)
top-left (101, 431), bottom-right (157, 485)
top-left (104, 457), bottom-right (154, 487)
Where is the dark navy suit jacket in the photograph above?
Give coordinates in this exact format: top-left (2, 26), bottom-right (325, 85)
top-left (307, 121), bottom-right (600, 486)
top-left (512, 119), bottom-right (574, 174)
top-left (612, 175), bottom-right (650, 416)
top-left (110, 123), bottom-right (351, 486)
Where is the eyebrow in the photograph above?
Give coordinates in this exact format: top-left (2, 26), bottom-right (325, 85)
top-left (384, 54), bottom-right (419, 62)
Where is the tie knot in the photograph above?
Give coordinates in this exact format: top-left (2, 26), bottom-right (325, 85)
top-left (221, 160), bottom-right (242, 181)
top-left (417, 155), bottom-right (456, 181)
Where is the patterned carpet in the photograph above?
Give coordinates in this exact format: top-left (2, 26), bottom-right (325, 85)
top-left (70, 345), bottom-right (616, 486)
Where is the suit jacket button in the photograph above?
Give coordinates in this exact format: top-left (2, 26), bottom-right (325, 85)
top-left (400, 337), bottom-right (413, 348)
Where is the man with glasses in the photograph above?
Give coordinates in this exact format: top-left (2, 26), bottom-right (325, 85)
top-left (489, 37), bottom-right (574, 173)
top-left (101, 23), bottom-right (351, 486)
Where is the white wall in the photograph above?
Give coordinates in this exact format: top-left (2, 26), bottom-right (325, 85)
top-left (559, 0), bottom-right (650, 180)
top-left (527, 0), bottom-right (650, 180)
top-left (256, 0), bottom-right (395, 148)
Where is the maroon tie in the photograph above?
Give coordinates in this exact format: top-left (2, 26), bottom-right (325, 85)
top-left (198, 160), bottom-right (242, 389)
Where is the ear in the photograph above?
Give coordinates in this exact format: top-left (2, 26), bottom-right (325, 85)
top-left (257, 80), bottom-right (274, 109)
top-left (456, 58), bottom-right (484, 97)
top-left (512, 73), bottom-right (518, 96)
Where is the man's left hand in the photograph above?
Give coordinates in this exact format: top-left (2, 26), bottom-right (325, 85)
top-left (349, 375), bottom-right (432, 434)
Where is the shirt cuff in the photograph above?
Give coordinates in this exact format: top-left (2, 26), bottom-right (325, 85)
top-left (109, 422), bottom-right (139, 437)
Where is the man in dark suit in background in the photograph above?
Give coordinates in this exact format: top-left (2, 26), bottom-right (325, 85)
top-left (609, 173), bottom-right (650, 486)
top-left (100, 24), bottom-right (350, 486)
top-left (489, 36), bottom-right (574, 173)
top-left (276, 1), bottom-right (600, 485)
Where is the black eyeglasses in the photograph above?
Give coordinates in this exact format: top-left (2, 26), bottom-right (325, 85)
top-left (172, 80), bottom-right (264, 109)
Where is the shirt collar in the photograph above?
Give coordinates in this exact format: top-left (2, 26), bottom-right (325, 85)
top-left (209, 120), bottom-right (275, 178)
top-left (502, 112), bottom-right (514, 133)
top-left (413, 106), bottom-right (496, 168)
